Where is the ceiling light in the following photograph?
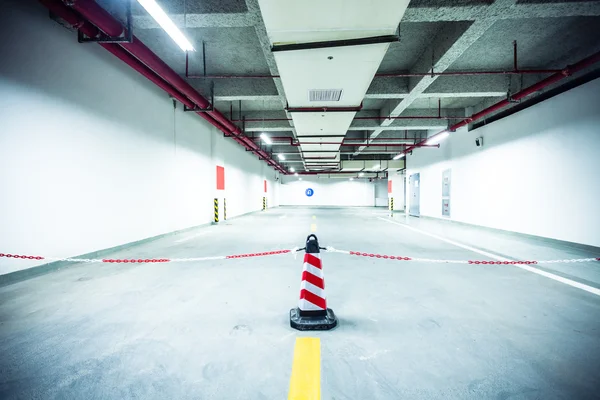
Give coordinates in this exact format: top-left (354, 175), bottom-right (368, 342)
top-left (137, 0), bottom-right (195, 51)
top-left (426, 131), bottom-right (450, 145)
top-left (349, 177), bottom-right (354, 181)
top-left (260, 133), bottom-right (272, 145)
top-left (294, 173), bottom-right (299, 176)
top-left (359, 172), bottom-right (365, 177)
top-left (393, 153), bottom-right (405, 160)
top-left (277, 154), bottom-right (285, 160)
top-left (299, 178), bottom-right (302, 181)
top-left (290, 167), bottom-right (295, 172)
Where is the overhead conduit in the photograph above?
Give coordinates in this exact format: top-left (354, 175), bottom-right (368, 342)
top-left (39, 0), bottom-right (285, 173)
top-left (403, 51), bottom-right (600, 156)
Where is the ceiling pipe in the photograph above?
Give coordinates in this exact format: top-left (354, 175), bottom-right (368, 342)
top-left (252, 136), bottom-right (436, 147)
top-left (402, 50), bottom-right (600, 155)
top-left (188, 69), bottom-right (561, 79)
top-left (295, 171), bottom-right (392, 176)
top-left (285, 104), bottom-right (363, 113)
top-left (255, 136), bottom-right (415, 142)
top-left (232, 114), bottom-right (462, 122)
top-left (45, 0), bottom-right (285, 173)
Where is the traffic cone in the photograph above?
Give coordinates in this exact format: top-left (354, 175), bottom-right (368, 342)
top-left (290, 234), bottom-right (338, 331)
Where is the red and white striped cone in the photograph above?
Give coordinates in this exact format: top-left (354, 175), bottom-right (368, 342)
top-left (290, 234), bottom-right (338, 331)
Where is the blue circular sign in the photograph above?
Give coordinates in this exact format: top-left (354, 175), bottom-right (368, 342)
top-left (305, 188), bottom-right (314, 197)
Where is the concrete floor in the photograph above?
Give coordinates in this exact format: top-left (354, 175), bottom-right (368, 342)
top-left (1, 207), bottom-right (599, 399)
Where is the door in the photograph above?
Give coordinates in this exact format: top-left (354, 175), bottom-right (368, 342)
top-left (409, 173), bottom-right (420, 217)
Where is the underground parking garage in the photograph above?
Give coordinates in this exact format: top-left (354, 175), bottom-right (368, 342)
top-left (1, 0), bottom-right (600, 399)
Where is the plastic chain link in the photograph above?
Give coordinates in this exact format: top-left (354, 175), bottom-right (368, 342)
top-left (348, 251), bottom-right (412, 261)
top-left (0, 253), bottom-right (44, 260)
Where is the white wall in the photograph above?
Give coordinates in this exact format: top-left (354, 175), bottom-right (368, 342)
top-left (0, 0), bottom-right (278, 274)
top-left (405, 78), bottom-right (600, 247)
top-left (374, 180), bottom-right (388, 207)
top-left (280, 177), bottom-right (375, 206)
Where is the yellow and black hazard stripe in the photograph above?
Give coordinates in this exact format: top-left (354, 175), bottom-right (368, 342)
top-left (214, 198), bottom-right (219, 223)
top-left (262, 196), bottom-right (266, 211)
top-left (390, 197), bottom-right (394, 212)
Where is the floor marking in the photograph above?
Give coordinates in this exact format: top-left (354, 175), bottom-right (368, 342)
top-left (310, 223), bottom-right (317, 232)
top-left (174, 231), bottom-right (210, 243)
top-left (288, 337), bottom-right (321, 400)
top-left (312, 215), bottom-right (316, 220)
top-left (378, 217), bottom-right (600, 297)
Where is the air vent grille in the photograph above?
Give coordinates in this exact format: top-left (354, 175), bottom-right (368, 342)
top-left (308, 89), bottom-right (343, 102)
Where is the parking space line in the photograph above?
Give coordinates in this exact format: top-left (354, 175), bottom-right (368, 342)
top-left (310, 223), bottom-right (317, 232)
top-left (288, 337), bottom-right (321, 400)
top-left (378, 217), bottom-right (600, 297)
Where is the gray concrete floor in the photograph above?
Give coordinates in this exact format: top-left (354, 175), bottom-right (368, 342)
top-left (1, 207), bottom-right (599, 400)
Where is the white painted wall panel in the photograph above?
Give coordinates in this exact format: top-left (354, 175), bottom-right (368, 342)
top-left (280, 177), bottom-right (375, 206)
top-left (374, 180), bottom-right (388, 207)
top-left (405, 78), bottom-right (600, 247)
top-left (0, 0), bottom-right (278, 274)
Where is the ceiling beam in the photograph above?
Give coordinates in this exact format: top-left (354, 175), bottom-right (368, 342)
top-left (401, 1), bottom-right (600, 22)
top-left (245, 0), bottom-right (294, 130)
top-left (133, 13), bottom-right (259, 29)
top-left (354, 0), bottom-right (518, 155)
top-left (132, 1), bottom-right (600, 28)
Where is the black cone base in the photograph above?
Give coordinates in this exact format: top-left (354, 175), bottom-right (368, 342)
top-left (290, 308), bottom-right (338, 331)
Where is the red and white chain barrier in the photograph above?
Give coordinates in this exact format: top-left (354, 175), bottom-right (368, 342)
top-left (1, 249), bottom-right (598, 265)
top-left (330, 249), bottom-right (600, 265)
top-left (0, 249), bottom-right (292, 264)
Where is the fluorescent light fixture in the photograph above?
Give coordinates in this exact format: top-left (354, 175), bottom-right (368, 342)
top-left (290, 167), bottom-right (295, 172)
top-left (359, 172), bottom-right (365, 177)
top-left (294, 173), bottom-right (299, 176)
top-left (277, 154), bottom-right (285, 160)
top-left (349, 177), bottom-right (354, 181)
top-left (426, 131), bottom-right (450, 145)
top-left (137, 0), bottom-right (195, 52)
top-left (299, 178), bottom-right (303, 181)
top-left (260, 133), bottom-right (272, 145)
top-left (393, 153), bottom-right (405, 160)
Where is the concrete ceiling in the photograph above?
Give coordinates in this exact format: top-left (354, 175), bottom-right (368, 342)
top-left (100, 0), bottom-right (600, 170)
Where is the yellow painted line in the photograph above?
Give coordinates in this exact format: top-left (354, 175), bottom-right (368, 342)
top-left (288, 337), bottom-right (321, 400)
top-left (310, 223), bottom-right (317, 232)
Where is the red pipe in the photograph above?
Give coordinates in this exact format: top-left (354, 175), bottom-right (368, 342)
top-left (187, 69), bottom-right (561, 79)
top-left (403, 51), bottom-right (600, 155)
top-left (286, 105), bottom-right (363, 112)
top-left (51, 0), bottom-right (285, 172)
top-left (373, 69), bottom-right (560, 78)
top-left (233, 114), bottom-right (462, 122)
top-left (253, 137), bottom-right (435, 147)
top-left (255, 136), bottom-right (415, 143)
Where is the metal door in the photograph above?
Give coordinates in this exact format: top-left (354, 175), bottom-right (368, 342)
top-left (409, 173), bottom-right (420, 217)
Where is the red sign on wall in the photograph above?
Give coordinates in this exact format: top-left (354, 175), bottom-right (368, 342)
top-left (216, 166), bottom-right (225, 190)
top-left (388, 180), bottom-right (392, 194)
top-left (264, 180), bottom-right (267, 193)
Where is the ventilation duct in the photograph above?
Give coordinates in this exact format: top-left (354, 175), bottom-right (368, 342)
top-left (308, 89), bottom-right (343, 102)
